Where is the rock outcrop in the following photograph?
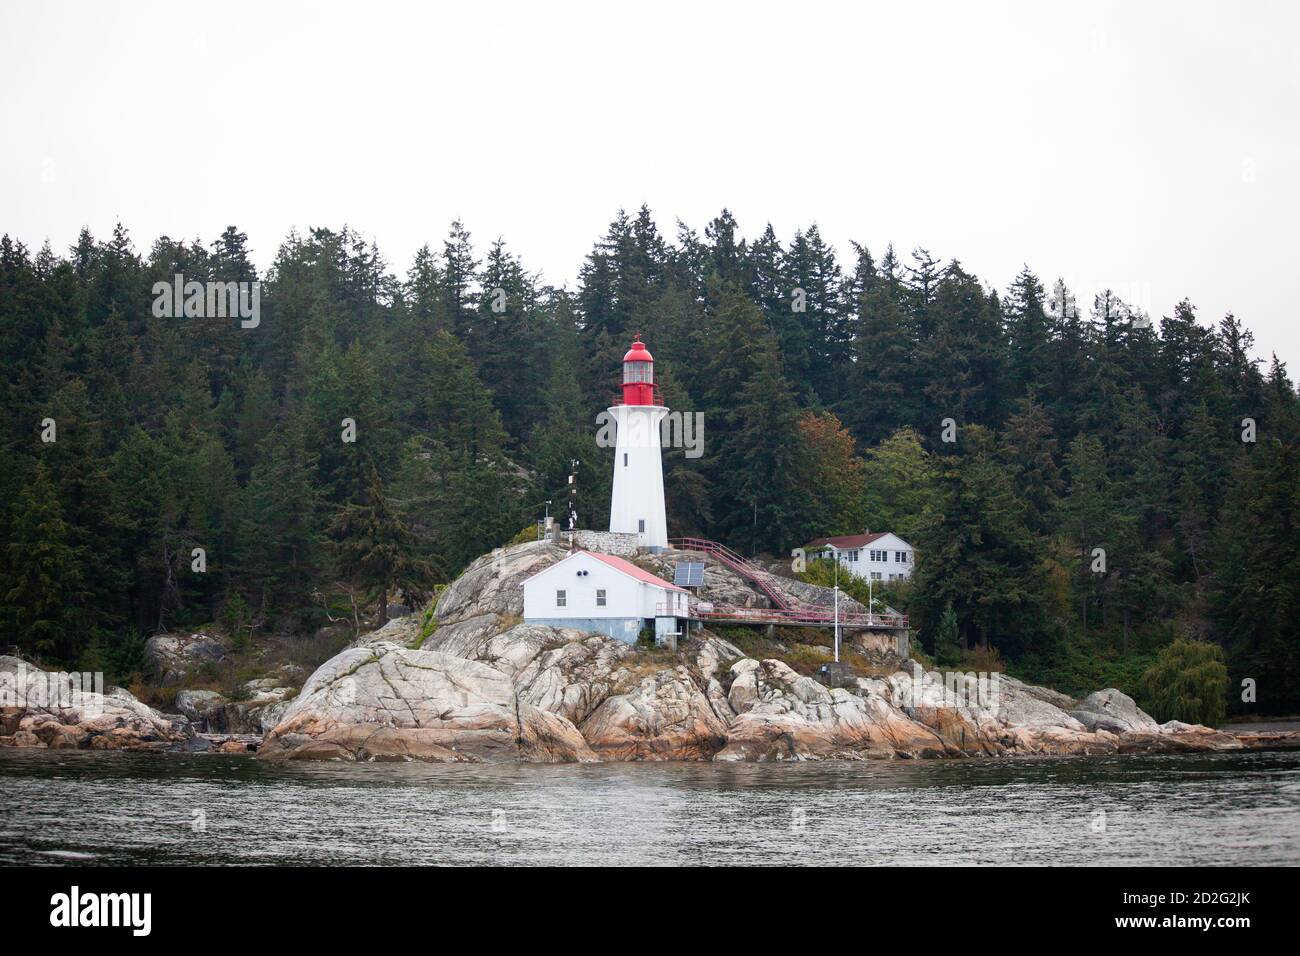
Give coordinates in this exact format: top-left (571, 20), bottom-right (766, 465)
top-left (0, 656), bottom-right (185, 750)
top-left (434, 540), bottom-right (567, 626)
top-left (174, 672), bottom-right (299, 735)
top-left (350, 614), bottom-right (423, 649)
top-left (1117, 720), bottom-right (1242, 754)
top-left (579, 666), bottom-right (729, 760)
top-left (717, 658), bottom-right (948, 761)
top-left (259, 642), bottom-right (596, 763)
top-left (253, 539), bottom-right (1259, 764)
top-left (639, 549), bottom-right (768, 608)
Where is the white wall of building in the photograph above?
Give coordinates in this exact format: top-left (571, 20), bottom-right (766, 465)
top-left (523, 552), bottom-right (687, 622)
top-left (817, 533), bottom-right (915, 582)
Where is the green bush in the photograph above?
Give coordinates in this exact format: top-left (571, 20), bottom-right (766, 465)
top-left (1139, 639), bottom-right (1228, 726)
top-left (934, 603), bottom-right (961, 667)
top-left (505, 524), bottom-right (539, 547)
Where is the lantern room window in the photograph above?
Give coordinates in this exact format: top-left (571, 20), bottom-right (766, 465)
top-left (624, 361), bottom-right (652, 384)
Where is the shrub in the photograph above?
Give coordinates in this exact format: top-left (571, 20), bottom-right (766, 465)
top-left (960, 643), bottom-right (1004, 674)
top-left (412, 606), bottom-right (438, 649)
top-left (221, 592), bottom-right (252, 652)
top-left (1139, 639), bottom-right (1228, 726)
top-left (505, 525), bottom-right (539, 547)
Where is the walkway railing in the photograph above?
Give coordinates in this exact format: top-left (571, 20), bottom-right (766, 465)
top-left (656, 602), bottom-right (907, 629)
top-left (666, 537), bottom-right (908, 630)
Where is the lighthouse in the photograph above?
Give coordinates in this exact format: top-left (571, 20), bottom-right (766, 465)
top-left (608, 336), bottom-right (668, 548)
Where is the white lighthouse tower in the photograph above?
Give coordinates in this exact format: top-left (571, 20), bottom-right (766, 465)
top-left (608, 336), bottom-right (668, 549)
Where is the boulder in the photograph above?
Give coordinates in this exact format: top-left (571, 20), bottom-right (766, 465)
top-left (143, 632), bottom-right (230, 685)
top-left (174, 689), bottom-right (228, 725)
top-left (259, 643), bottom-right (594, 763)
top-left (350, 615), bottom-right (422, 649)
top-left (1069, 688), bottom-right (1160, 733)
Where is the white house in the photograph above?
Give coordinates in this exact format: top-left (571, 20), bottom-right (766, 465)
top-left (522, 550), bottom-right (689, 645)
top-left (804, 531), bottom-right (915, 583)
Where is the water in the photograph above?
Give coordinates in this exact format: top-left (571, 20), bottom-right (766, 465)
top-left (2, 749), bottom-right (1298, 865)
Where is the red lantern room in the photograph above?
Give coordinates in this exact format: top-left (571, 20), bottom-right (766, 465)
top-left (621, 336), bottom-right (656, 406)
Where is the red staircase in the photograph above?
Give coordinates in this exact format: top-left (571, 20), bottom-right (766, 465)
top-left (668, 537), bottom-right (908, 631)
top-left (670, 537), bottom-right (796, 610)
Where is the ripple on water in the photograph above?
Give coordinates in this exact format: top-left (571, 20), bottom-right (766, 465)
top-left (0, 749), bottom-right (1298, 865)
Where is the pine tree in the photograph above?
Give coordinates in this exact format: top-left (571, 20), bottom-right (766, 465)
top-left (1060, 434), bottom-right (1114, 638)
top-left (913, 426), bottom-right (1046, 654)
top-left (329, 467), bottom-right (430, 625)
top-left (3, 463), bottom-right (92, 662)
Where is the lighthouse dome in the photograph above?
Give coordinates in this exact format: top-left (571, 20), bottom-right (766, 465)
top-left (623, 338), bottom-right (654, 363)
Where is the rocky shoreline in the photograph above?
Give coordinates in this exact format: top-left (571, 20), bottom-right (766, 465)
top-left (3, 540), bottom-right (1297, 762)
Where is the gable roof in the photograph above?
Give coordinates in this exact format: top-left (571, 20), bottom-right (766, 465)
top-left (585, 551), bottom-right (688, 592)
top-left (805, 531), bottom-right (909, 550)
top-left (526, 550), bottom-right (687, 593)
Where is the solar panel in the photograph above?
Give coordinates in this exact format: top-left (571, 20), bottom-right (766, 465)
top-left (674, 562), bottom-right (705, 587)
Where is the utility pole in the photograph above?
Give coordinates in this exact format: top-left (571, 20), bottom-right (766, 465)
top-left (833, 554), bottom-right (840, 664)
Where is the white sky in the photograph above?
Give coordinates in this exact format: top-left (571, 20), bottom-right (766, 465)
top-left (2, 0), bottom-right (1297, 363)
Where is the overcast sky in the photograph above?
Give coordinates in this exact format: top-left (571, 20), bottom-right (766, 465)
top-left (3, 0), bottom-right (1297, 362)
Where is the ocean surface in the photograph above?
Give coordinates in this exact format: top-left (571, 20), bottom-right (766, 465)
top-left (2, 749), bottom-right (1298, 866)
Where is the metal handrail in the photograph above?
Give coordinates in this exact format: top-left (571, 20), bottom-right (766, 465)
top-left (669, 536), bottom-right (795, 611)
top-left (655, 601), bottom-right (908, 629)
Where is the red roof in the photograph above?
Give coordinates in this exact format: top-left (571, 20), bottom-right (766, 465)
top-left (805, 531), bottom-right (891, 550)
top-left (582, 551), bottom-right (687, 592)
top-left (622, 338), bottom-right (654, 364)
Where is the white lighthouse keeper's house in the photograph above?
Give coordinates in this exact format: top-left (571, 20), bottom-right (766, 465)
top-left (522, 550), bottom-right (689, 644)
top-left (607, 337), bottom-right (669, 549)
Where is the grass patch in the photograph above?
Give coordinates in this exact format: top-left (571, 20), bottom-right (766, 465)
top-left (412, 606), bottom-right (438, 649)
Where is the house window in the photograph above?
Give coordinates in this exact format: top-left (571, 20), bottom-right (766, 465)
top-left (870, 549), bottom-right (887, 562)
top-left (871, 572), bottom-right (883, 581)
top-left (624, 453), bottom-right (628, 466)
top-left (896, 551), bottom-right (908, 563)
top-left (596, 589), bottom-right (606, 607)
top-left (556, 589), bottom-right (566, 607)
top-left (846, 549), bottom-right (859, 562)
top-left (638, 519), bottom-right (645, 532)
